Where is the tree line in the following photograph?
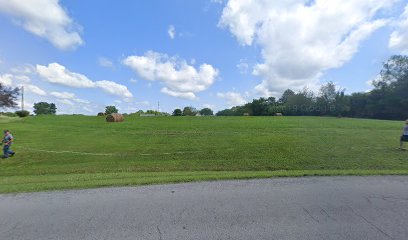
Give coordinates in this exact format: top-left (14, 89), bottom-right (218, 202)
top-left (216, 55), bottom-right (408, 120)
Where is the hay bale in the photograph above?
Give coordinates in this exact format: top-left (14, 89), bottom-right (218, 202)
top-left (275, 113), bottom-right (283, 116)
top-left (97, 112), bottom-right (105, 116)
top-left (106, 113), bottom-right (124, 122)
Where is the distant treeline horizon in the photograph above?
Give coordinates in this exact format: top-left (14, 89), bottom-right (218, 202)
top-left (215, 55), bottom-right (408, 121)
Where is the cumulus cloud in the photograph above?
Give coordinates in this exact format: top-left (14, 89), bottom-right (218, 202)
top-left (217, 91), bottom-right (247, 107)
top-left (0, 73), bottom-right (46, 96)
top-left (219, 0), bottom-right (395, 97)
top-left (37, 63), bottom-right (95, 88)
top-left (36, 63), bottom-right (133, 99)
top-left (0, 0), bottom-right (83, 50)
top-left (95, 80), bottom-right (133, 99)
top-left (168, 25), bottom-right (176, 39)
top-left (123, 51), bottom-right (218, 100)
top-left (389, 5), bottom-right (408, 54)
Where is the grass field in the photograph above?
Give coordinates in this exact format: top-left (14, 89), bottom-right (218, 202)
top-left (0, 115), bottom-right (407, 193)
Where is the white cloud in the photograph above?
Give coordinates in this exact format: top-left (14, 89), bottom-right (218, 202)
top-left (0, 71), bottom-right (46, 96)
top-left (389, 5), bottom-right (408, 54)
top-left (136, 100), bottom-right (150, 106)
top-left (98, 57), bottom-right (114, 68)
top-left (25, 84), bottom-right (46, 96)
top-left (211, 0), bottom-right (226, 4)
top-left (11, 65), bottom-right (35, 75)
top-left (37, 63), bottom-right (95, 88)
top-left (50, 91), bottom-right (90, 105)
top-left (217, 91), bottom-right (247, 107)
top-left (161, 87), bottom-right (197, 100)
top-left (50, 91), bottom-right (75, 99)
top-left (0, 74), bottom-right (13, 86)
top-left (202, 103), bottom-right (215, 109)
top-left (56, 98), bottom-right (74, 106)
top-left (236, 59), bottom-right (249, 74)
top-left (95, 80), bottom-right (133, 99)
top-left (219, 0), bottom-right (395, 97)
top-left (74, 98), bottom-right (90, 104)
top-left (36, 62), bottom-right (133, 99)
top-left (123, 51), bottom-right (218, 100)
top-left (168, 25), bottom-right (176, 39)
top-left (0, 0), bottom-right (83, 50)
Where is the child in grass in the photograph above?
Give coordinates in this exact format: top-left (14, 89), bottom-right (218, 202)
top-left (2, 130), bottom-right (15, 158)
top-left (400, 120), bottom-right (408, 150)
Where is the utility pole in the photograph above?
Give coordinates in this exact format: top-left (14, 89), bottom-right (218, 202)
top-left (157, 101), bottom-right (160, 114)
top-left (21, 86), bottom-right (24, 111)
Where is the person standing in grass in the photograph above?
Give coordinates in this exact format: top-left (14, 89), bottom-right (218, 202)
top-left (2, 130), bottom-right (15, 158)
top-left (400, 120), bottom-right (408, 150)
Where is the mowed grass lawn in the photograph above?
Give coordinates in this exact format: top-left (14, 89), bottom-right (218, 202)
top-left (0, 115), bottom-right (407, 193)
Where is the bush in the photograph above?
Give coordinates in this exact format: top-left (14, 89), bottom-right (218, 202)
top-left (15, 110), bottom-right (30, 117)
top-left (0, 112), bottom-right (17, 117)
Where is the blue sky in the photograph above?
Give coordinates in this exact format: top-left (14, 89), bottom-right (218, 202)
top-left (0, 0), bottom-right (408, 114)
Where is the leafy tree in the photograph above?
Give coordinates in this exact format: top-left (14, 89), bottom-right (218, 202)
top-left (319, 82), bottom-right (337, 104)
top-left (372, 55), bottom-right (408, 119)
top-left (349, 92), bottom-right (368, 118)
top-left (33, 102), bottom-right (57, 115)
top-left (284, 88), bottom-right (315, 115)
top-left (0, 83), bottom-right (20, 109)
top-left (172, 109), bottom-right (182, 116)
top-left (279, 89), bottom-right (295, 104)
top-left (199, 108), bottom-right (214, 116)
top-left (105, 106), bottom-right (118, 115)
top-left (216, 108), bottom-right (237, 116)
top-left (183, 106), bottom-right (197, 116)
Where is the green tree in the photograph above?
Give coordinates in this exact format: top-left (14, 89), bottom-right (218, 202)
top-left (279, 89), bottom-right (295, 104)
top-left (182, 106), bottom-right (197, 116)
top-left (0, 83), bottom-right (20, 109)
top-left (371, 55), bottom-right (408, 119)
top-left (172, 109), bottom-right (182, 116)
top-left (33, 102), bottom-right (57, 115)
top-left (105, 106), bottom-right (118, 115)
top-left (199, 108), bottom-right (214, 116)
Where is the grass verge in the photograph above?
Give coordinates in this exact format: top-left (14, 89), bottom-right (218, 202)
top-left (2, 170), bottom-right (408, 194)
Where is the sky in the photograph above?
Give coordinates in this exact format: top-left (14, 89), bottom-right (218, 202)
top-left (0, 0), bottom-right (408, 115)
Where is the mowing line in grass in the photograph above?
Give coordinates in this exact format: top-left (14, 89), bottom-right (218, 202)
top-left (16, 146), bottom-right (203, 157)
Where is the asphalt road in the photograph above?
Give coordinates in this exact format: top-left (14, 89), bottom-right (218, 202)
top-left (1, 176), bottom-right (408, 240)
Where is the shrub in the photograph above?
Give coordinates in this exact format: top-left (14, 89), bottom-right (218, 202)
top-left (0, 112), bottom-right (17, 117)
top-left (15, 110), bottom-right (30, 117)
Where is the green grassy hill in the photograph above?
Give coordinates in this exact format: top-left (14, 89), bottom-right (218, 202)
top-left (0, 115), bottom-right (407, 193)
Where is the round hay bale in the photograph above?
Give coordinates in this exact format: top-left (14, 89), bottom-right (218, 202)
top-left (106, 113), bottom-right (124, 122)
top-left (97, 112), bottom-right (105, 116)
top-left (275, 113), bottom-right (283, 116)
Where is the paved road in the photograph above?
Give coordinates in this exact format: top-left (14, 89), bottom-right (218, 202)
top-left (1, 176), bottom-right (408, 240)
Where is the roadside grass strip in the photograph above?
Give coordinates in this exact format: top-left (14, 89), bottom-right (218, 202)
top-left (1, 170), bottom-right (408, 194)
